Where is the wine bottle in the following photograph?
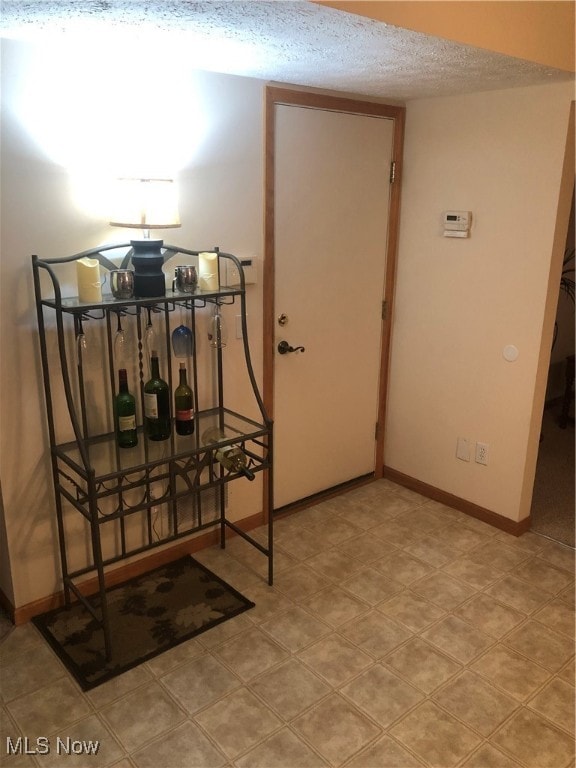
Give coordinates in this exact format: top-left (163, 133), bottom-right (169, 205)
top-left (115, 369), bottom-right (138, 448)
top-left (202, 427), bottom-right (255, 481)
top-left (174, 363), bottom-right (195, 435)
top-left (144, 350), bottom-right (171, 441)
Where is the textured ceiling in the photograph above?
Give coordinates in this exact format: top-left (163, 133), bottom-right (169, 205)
top-left (1, 0), bottom-right (572, 99)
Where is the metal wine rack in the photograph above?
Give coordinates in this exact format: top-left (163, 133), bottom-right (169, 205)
top-left (32, 244), bottom-right (273, 659)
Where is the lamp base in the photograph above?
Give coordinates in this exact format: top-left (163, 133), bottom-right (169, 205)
top-left (130, 239), bottom-right (166, 298)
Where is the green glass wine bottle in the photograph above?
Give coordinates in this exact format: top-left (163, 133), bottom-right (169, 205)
top-left (144, 350), bottom-right (171, 441)
top-left (174, 363), bottom-right (195, 435)
top-left (115, 369), bottom-right (138, 448)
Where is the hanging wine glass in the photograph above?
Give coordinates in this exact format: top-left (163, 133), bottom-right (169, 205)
top-left (76, 315), bottom-right (88, 368)
top-left (144, 306), bottom-right (156, 373)
top-left (171, 324), bottom-right (194, 358)
top-left (208, 304), bottom-right (228, 349)
top-left (114, 311), bottom-right (126, 363)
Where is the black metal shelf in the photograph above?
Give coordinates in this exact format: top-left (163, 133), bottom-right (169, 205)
top-left (33, 244), bottom-right (274, 660)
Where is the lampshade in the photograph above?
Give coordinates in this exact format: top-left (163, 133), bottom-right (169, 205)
top-left (110, 178), bottom-right (180, 230)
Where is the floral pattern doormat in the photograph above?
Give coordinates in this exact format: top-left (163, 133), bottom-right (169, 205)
top-left (32, 556), bottom-right (255, 690)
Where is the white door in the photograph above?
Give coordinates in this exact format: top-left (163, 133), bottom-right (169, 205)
top-left (273, 104), bottom-right (394, 509)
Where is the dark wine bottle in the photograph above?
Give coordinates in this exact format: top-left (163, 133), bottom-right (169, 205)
top-left (115, 369), bottom-right (138, 448)
top-left (174, 363), bottom-right (195, 436)
top-left (202, 427), bottom-right (255, 481)
top-left (144, 350), bottom-right (171, 441)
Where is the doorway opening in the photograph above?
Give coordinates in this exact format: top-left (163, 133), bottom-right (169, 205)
top-left (531, 186), bottom-right (575, 548)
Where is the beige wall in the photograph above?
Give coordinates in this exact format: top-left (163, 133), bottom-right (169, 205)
top-left (1, 37), bottom-right (573, 608)
top-left (315, 1), bottom-right (576, 72)
top-left (0, 39), bottom-right (267, 607)
top-left (384, 81), bottom-right (574, 521)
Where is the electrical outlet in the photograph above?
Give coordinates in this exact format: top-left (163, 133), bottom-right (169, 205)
top-left (456, 437), bottom-right (470, 462)
top-left (475, 442), bottom-right (489, 465)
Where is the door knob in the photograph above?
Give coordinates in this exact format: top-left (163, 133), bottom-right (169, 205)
top-left (277, 340), bottom-right (305, 355)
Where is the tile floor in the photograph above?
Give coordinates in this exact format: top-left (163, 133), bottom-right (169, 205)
top-left (1, 480), bottom-right (575, 768)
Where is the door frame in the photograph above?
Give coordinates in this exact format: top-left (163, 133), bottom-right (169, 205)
top-left (263, 86), bottom-right (405, 510)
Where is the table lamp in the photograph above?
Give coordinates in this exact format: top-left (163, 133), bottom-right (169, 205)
top-left (110, 178), bottom-right (181, 298)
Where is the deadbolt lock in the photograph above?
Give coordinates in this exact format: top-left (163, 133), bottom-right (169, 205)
top-left (277, 313), bottom-right (289, 327)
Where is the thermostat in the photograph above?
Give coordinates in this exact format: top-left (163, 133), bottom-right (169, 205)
top-left (443, 210), bottom-right (472, 238)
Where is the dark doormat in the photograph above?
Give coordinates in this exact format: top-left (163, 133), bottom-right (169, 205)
top-left (32, 556), bottom-right (255, 691)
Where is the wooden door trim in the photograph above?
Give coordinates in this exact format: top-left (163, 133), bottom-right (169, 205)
top-left (263, 86), bottom-right (405, 501)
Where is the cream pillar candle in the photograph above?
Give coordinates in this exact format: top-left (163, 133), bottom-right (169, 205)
top-left (198, 252), bottom-right (219, 292)
top-left (76, 257), bottom-right (102, 303)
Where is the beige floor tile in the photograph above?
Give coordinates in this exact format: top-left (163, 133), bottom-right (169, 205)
top-left (345, 735), bottom-right (426, 768)
top-left (372, 550), bottom-right (434, 585)
top-left (471, 645), bottom-right (551, 701)
top-left (194, 687), bottom-right (282, 761)
top-left (101, 681), bottom-right (186, 752)
top-left (260, 606), bottom-right (331, 653)
top-left (235, 727), bottom-right (328, 768)
top-left (297, 634), bottom-right (373, 687)
top-left (432, 522), bottom-right (491, 551)
top-left (461, 743), bottom-right (522, 767)
top-left (403, 535), bottom-right (462, 568)
top-left (272, 564), bottom-right (331, 602)
top-left (535, 540), bottom-right (576, 572)
top-left (301, 586), bottom-right (370, 628)
top-left (6, 677), bottom-right (91, 736)
top-left (493, 530), bottom-right (546, 554)
top-left (421, 615), bottom-right (494, 664)
top-left (390, 700), bottom-right (481, 768)
top-left (0, 643), bottom-right (66, 702)
top-left (513, 556), bottom-right (575, 595)
top-left (85, 665), bottom-right (154, 709)
top-left (337, 505), bottom-right (400, 530)
top-left (131, 720), bottom-right (227, 768)
top-left (411, 571), bottom-right (476, 610)
top-left (241, 582), bottom-right (294, 624)
top-left (491, 707), bottom-right (575, 767)
top-left (442, 556), bottom-right (505, 589)
top-left (273, 527), bottom-right (327, 560)
top-left (385, 638), bottom-right (461, 694)
top-left (393, 507), bottom-right (452, 534)
top-left (503, 620), bottom-right (575, 672)
top-left (292, 693), bottom-right (381, 767)
top-left (453, 593), bottom-right (526, 639)
top-left (371, 520), bottom-right (427, 548)
top-left (144, 637), bottom-right (204, 676)
top-left (249, 658), bottom-right (331, 720)
top-left (433, 670), bottom-right (519, 736)
top-left (340, 567), bottom-right (404, 605)
top-left (161, 654), bottom-right (241, 714)
top-left (303, 518), bottom-right (365, 547)
top-left (339, 610), bottom-right (412, 659)
top-left (194, 613), bottom-right (254, 650)
top-left (337, 532), bottom-right (398, 563)
top-left (458, 515), bottom-right (502, 537)
top-left (378, 590), bottom-right (446, 632)
top-left (485, 575), bottom-right (553, 614)
top-left (528, 676), bottom-right (575, 735)
top-left (558, 657), bottom-right (575, 686)
top-left (467, 540), bottom-right (532, 571)
top-left (1, 624), bottom-right (46, 667)
top-left (421, 500), bottom-right (466, 523)
top-left (34, 714), bottom-right (125, 768)
top-left (533, 598), bottom-right (575, 638)
top-left (341, 664), bottom-right (424, 727)
top-left (212, 627), bottom-right (289, 682)
top-left (304, 549), bottom-right (365, 582)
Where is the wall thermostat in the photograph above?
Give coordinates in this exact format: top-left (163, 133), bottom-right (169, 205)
top-left (443, 210), bottom-right (472, 238)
